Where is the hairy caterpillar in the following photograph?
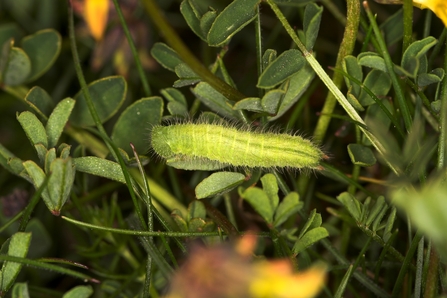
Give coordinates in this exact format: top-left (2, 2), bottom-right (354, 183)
top-left (150, 122), bottom-right (325, 171)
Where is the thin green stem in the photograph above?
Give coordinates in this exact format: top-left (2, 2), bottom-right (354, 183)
top-left (141, 0), bottom-right (246, 102)
top-left (254, 5), bottom-right (264, 98)
top-left (111, 0), bottom-right (151, 96)
top-left (62, 215), bottom-right (271, 237)
top-left (0, 255), bottom-right (99, 283)
top-left (18, 175), bottom-right (50, 232)
top-left (402, 0), bottom-right (413, 53)
top-left (437, 29), bottom-right (447, 172)
top-left (414, 237), bottom-right (424, 298)
top-left (364, 1), bottom-right (412, 132)
top-left (391, 231), bottom-right (424, 297)
top-left (312, 0), bottom-right (360, 143)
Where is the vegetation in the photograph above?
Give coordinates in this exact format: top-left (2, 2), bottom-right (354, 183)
top-left (0, 0), bottom-right (446, 297)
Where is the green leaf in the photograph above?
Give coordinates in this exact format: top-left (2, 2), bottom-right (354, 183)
top-left (0, 232), bottom-right (32, 293)
top-left (111, 97), bottom-right (163, 155)
top-left (347, 144), bottom-right (376, 167)
top-left (181, 0), bottom-right (206, 40)
top-left (298, 209), bottom-right (317, 238)
top-left (273, 0), bottom-right (315, 5)
top-left (233, 97), bottom-right (263, 112)
top-left (303, 3), bottom-right (323, 51)
top-left (46, 98), bottom-right (75, 148)
top-left (3, 47), bottom-right (31, 86)
top-left (0, 143), bottom-right (17, 174)
top-left (293, 227), bottom-right (328, 255)
top-left (392, 180), bottom-right (447, 246)
top-left (46, 158), bottom-right (75, 215)
top-left (346, 92), bottom-right (364, 112)
top-left (258, 49), bottom-right (305, 89)
top-left (268, 62), bottom-right (314, 121)
top-left (24, 86), bottom-right (54, 117)
top-left (62, 285), bottom-right (93, 298)
top-left (21, 29), bottom-right (61, 83)
top-left (161, 87), bottom-right (187, 106)
top-left (192, 82), bottom-right (238, 119)
top-left (196, 172), bottom-right (245, 199)
top-left (241, 187), bottom-right (274, 224)
top-left (207, 0), bottom-right (259, 46)
top-left (273, 192), bottom-right (302, 227)
top-left (171, 210), bottom-right (188, 232)
top-left (173, 63), bottom-right (200, 87)
top-left (70, 76), bottom-right (127, 127)
top-left (262, 49), bottom-right (277, 71)
top-left (417, 68), bottom-right (444, 87)
top-left (200, 9), bottom-right (217, 36)
top-left (383, 207), bottom-right (396, 243)
top-left (17, 111), bottom-right (48, 148)
top-left (401, 36), bottom-right (437, 78)
top-left (44, 148), bottom-right (56, 173)
top-left (167, 101), bottom-right (189, 117)
top-left (343, 55), bottom-right (363, 97)
top-left (260, 173), bottom-right (279, 211)
top-left (380, 9), bottom-right (403, 46)
top-left (151, 42), bottom-right (183, 71)
top-left (12, 282), bottom-right (30, 298)
top-left (358, 70), bottom-right (391, 106)
top-left (337, 192), bottom-right (362, 222)
top-left (35, 143), bottom-right (48, 165)
top-left (357, 52), bottom-right (387, 73)
top-left (0, 23), bottom-right (22, 49)
top-left (73, 157), bottom-right (124, 183)
top-left (261, 89), bottom-right (284, 114)
top-left (187, 201), bottom-right (206, 221)
top-left (188, 218), bottom-right (207, 232)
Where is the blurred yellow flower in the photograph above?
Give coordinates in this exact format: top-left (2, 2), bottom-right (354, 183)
top-left (84, 0), bottom-right (109, 40)
top-left (165, 235), bottom-right (326, 298)
top-left (413, 0), bottom-right (447, 27)
top-left (250, 261), bottom-right (326, 298)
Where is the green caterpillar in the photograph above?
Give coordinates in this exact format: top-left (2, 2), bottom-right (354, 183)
top-left (150, 122), bottom-right (325, 171)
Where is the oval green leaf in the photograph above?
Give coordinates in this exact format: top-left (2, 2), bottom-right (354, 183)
top-left (21, 29), bottom-right (61, 83)
top-left (293, 227), bottom-right (328, 255)
top-left (347, 144), bottom-right (376, 167)
top-left (151, 42), bottom-right (182, 72)
top-left (70, 76), bottom-right (127, 127)
top-left (258, 49), bottom-right (305, 89)
top-left (3, 47), bottom-right (31, 86)
top-left (25, 86), bottom-right (54, 118)
top-left (195, 171), bottom-right (245, 199)
top-left (111, 97), bottom-right (163, 155)
top-left (192, 82), bottom-right (238, 119)
top-left (17, 111), bottom-right (48, 148)
top-left (0, 232), bottom-right (31, 293)
top-left (303, 3), bottom-right (323, 51)
top-left (207, 0), bottom-right (260, 46)
top-left (241, 187), bottom-right (274, 224)
top-left (46, 98), bottom-right (76, 148)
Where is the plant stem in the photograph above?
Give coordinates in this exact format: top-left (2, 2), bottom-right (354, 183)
top-left (402, 0), bottom-right (413, 53)
top-left (141, 0), bottom-right (246, 102)
top-left (111, 0), bottom-right (152, 96)
top-left (312, 0), bottom-right (360, 143)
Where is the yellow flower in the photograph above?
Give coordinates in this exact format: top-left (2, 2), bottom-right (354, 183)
top-left (84, 0), bottom-right (109, 40)
top-left (250, 261), bottom-right (326, 298)
top-left (413, 0), bottom-right (447, 27)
